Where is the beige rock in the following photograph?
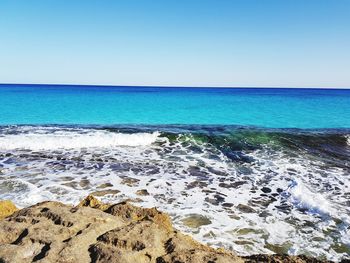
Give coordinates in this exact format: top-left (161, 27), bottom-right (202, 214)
top-left (0, 200), bottom-right (124, 262)
top-left (77, 194), bottom-right (110, 211)
top-left (0, 195), bottom-right (332, 263)
top-left (0, 200), bottom-right (18, 220)
top-left (104, 201), bottom-right (173, 231)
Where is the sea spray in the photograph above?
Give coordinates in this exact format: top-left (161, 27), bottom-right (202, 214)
top-left (0, 129), bottom-right (160, 150)
top-left (0, 125), bottom-right (349, 261)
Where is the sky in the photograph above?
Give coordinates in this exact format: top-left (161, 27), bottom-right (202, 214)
top-left (0, 0), bottom-right (349, 88)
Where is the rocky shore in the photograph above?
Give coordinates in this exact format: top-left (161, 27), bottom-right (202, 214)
top-left (0, 195), bottom-right (340, 263)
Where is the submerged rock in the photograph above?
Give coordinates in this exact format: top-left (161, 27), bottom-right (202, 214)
top-left (237, 204), bottom-right (256, 213)
top-left (91, 190), bottom-right (120, 197)
top-left (136, 189), bottom-right (150, 196)
top-left (181, 214), bottom-right (212, 228)
top-left (243, 254), bottom-right (332, 263)
top-left (120, 177), bottom-right (140, 187)
top-left (97, 183), bottom-right (113, 189)
top-left (0, 195), bottom-right (334, 263)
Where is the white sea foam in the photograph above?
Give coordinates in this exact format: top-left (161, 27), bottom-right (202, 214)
top-left (0, 127), bottom-right (349, 261)
top-left (0, 130), bottom-right (160, 150)
top-left (288, 179), bottom-right (335, 216)
top-left (346, 135), bottom-right (350, 146)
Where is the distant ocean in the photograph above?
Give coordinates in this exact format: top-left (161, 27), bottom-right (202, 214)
top-left (0, 84), bottom-right (349, 261)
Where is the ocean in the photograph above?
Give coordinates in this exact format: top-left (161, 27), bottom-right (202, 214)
top-left (0, 84), bottom-right (349, 261)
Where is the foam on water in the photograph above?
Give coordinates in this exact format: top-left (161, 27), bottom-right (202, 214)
top-left (0, 128), bottom-right (160, 150)
top-left (0, 126), bottom-right (349, 261)
top-left (288, 179), bottom-right (337, 217)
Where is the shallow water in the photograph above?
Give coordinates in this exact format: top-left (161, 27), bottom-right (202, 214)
top-left (0, 125), bottom-right (349, 261)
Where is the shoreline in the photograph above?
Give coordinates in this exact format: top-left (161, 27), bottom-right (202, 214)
top-left (0, 195), bottom-right (339, 263)
top-left (0, 125), bottom-right (349, 261)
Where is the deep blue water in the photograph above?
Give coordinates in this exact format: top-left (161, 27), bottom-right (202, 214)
top-left (0, 84), bottom-right (350, 128)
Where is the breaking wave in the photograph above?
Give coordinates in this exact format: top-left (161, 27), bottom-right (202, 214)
top-left (0, 128), bottom-right (160, 150)
top-left (0, 125), bottom-right (349, 261)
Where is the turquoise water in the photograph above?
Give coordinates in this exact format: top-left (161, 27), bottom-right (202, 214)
top-left (1, 84), bottom-right (350, 128)
top-left (0, 84), bottom-right (350, 260)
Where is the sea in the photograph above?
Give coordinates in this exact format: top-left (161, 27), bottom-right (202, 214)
top-left (0, 84), bottom-right (349, 261)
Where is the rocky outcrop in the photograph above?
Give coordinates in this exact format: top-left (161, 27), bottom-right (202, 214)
top-left (0, 200), bottom-right (18, 220)
top-left (0, 196), bottom-right (334, 263)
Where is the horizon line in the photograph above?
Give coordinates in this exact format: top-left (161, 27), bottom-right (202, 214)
top-left (0, 82), bottom-right (349, 90)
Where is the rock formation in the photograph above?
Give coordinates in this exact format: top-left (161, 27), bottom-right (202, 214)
top-left (0, 200), bottom-right (18, 220)
top-left (0, 196), bottom-right (334, 263)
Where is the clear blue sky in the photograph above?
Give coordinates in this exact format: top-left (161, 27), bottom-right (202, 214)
top-left (0, 0), bottom-right (349, 87)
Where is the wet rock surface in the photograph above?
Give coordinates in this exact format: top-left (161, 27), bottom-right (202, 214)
top-left (243, 254), bottom-right (334, 263)
top-left (181, 214), bottom-right (212, 229)
top-left (0, 196), bottom-right (335, 263)
top-left (136, 189), bottom-right (150, 196)
top-left (91, 189), bottom-right (120, 197)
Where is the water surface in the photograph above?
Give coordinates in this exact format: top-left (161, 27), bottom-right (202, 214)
top-left (1, 84), bottom-right (350, 128)
top-left (0, 85), bottom-right (349, 261)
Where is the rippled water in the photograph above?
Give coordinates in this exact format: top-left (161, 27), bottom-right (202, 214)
top-left (0, 125), bottom-right (349, 261)
top-left (1, 85), bottom-right (350, 128)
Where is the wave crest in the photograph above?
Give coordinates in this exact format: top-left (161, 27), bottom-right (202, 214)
top-left (0, 130), bottom-right (160, 150)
